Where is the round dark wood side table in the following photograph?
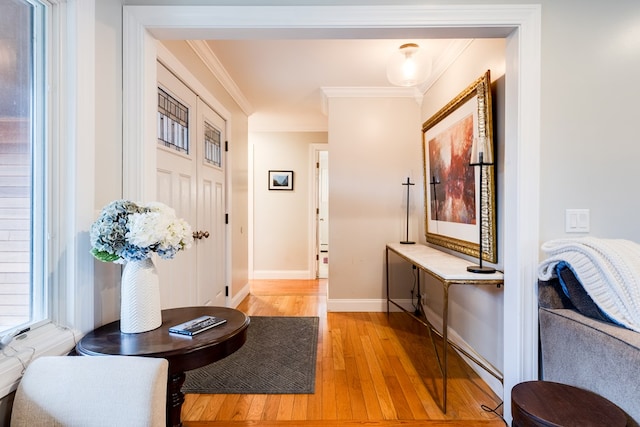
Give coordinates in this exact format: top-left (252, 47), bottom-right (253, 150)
top-left (76, 306), bottom-right (250, 427)
top-left (511, 381), bottom-right (627, 427)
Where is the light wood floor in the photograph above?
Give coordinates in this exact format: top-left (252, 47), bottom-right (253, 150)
top-left (182, 279), bottom-right (505, 427)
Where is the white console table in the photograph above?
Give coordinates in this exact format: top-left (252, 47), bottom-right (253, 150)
top-left (385, 242), bottom-right (504, 412)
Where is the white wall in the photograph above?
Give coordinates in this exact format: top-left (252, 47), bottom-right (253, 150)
top-left (93, 0), bottom-right (125, 327)
top-left (326, 95), bottom-right (422, 307)
top-left (251, 131), bottom-right (327, 279)
top-left (419, 39), bottom-right (506, 391)
top-left (537, 0), bottom-right (640, 242)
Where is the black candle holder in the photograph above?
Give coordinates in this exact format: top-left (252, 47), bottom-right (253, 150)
top-left (400, 177), bottom-right (415, 244)
top-left (467, 152), bottom-right (495, 274)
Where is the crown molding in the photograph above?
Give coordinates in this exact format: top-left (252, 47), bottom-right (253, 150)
top-left (320, 86), bottom-right (422, 115)
top-left (186, 40), bottom-right (253, 116)
top-left (419, 39), bottom-right (474, 93)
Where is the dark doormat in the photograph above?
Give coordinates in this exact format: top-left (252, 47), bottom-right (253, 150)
top-left (182, 316), bottom-right (319, 394)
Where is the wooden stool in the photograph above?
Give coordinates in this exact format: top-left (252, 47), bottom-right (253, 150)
top-left (511, 381), bottom-right (627, 427)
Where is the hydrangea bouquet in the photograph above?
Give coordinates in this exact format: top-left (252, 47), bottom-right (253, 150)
top-left (90, 200), bottom-right (193, 263)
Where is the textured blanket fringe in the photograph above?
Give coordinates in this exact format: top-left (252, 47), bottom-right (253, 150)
top-left (538, 237), bottom-right (640, 332)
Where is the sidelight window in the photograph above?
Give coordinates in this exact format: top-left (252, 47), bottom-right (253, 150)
top-left (0, 0), bottom-right (47, 335)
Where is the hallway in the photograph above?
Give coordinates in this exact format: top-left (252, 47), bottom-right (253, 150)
top-left (182, 279), bottom-right (504, 426)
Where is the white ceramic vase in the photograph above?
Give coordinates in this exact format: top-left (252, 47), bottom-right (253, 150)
top-left (120, 258), bottom-right (162, 334)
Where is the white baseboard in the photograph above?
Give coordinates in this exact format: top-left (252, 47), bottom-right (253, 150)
top-left (421, 304), bottom-right (504, 398)
top-left (252, 270), bottom-right (314, 280)
top-left (229, 282), bottom-right (250, 308)
top-left (327, 298), bottom-right (412, 312)
top-left (327, 298), bottom-right (386, 312)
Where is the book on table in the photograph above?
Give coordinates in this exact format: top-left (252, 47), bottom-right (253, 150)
top-left (169, 315), bottom-right (227, 336)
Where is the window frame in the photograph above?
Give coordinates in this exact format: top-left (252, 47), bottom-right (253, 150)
top-left (32, 0), bottom-right (48, 331)
top-left (0, 0), bottom-right (49, 337)
top-left (0, 0), bottom-right (95, 399)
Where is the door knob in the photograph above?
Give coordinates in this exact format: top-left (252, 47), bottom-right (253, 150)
top-left (192, 230), bottom-right (211, 240)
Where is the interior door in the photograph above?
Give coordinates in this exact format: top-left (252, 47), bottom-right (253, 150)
top-left (156, 62), bottom-right (198, 308)
top-left (317, 150), bottom-right (329, 279)
top-left (195, 98), bottom-right (226, 306)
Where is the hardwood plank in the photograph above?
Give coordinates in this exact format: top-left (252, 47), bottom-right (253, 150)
top-left (330, 328), bottom-right (345, 370)
top-left (343, 356), bottom-right (368, 419)
top-left (386, 355), bottom-right (430, 420)
top-left (232, 395), bottom-right (255, 421)
top-left (291, 394), bottom-right (309, 420)
top-left (275, 394), bottom-right (295, 420)
top-left (262, 395), bottom-right (282, 420)
top-left (184, 421), bottom-right (505, 426)
top-left (353, 340), bottom-right (384, 421)
top-left (181, 394), bottom-right (204, 418)
top-left (210, 394), bottom-right (240, 420)
top-left (333, 368), bottom-right (352, 419)
top-left (245, 394), bottom-right (267, 421)
top-left (360, 335), bottom-right (398, 420)
top-left (384, 373), bottom-right (414, 420)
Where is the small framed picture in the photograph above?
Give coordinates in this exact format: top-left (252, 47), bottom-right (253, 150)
top-left (268, 170), bottom-right (294, 191)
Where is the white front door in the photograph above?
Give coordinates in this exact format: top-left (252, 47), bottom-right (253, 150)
top-left (156, 63), bottom-right (198, 308)
top-left (195, 98), bottom-right (226, 306)
top-left (155, 61), bottom-right (226, 308)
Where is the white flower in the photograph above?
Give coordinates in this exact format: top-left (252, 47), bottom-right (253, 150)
top-left (90, 200), bottom-right (194, 263)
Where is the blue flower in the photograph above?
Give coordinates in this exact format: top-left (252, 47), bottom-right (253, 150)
top-left (90, 200), bottom-right (193, 263)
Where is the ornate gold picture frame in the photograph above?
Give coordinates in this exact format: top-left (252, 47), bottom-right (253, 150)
top-left (422, 70), bottom-right (497, 263)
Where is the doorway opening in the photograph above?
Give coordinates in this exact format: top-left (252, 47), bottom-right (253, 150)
top-left (122, 7), bottom-right (542, 421)
top-left (316, 149), bottom-right (329, 279)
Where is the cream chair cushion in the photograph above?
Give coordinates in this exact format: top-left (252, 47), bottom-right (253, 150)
top-left (10, 355), bottom-right (168, 427)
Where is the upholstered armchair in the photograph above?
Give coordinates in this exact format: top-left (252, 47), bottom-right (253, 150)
top-left (10, 355), bottom-right (168, 426)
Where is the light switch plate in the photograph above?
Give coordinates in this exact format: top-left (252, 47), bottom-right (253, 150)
top-left (565, 209), bottom-right (590, 233)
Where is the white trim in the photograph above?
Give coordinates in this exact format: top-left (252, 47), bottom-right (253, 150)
top-left (321, 87), bottom-right (422, 115)
top-left (248, 139), bottom-right (254, 280)
top-left (309, 145), bottom-right (318, 280)
top-left (1, 0), bottom-right (96, 400)
top-left (63, 0), bottom-right (96, 334)
top-left (252, 270), bottom-right (315, 280)
top-left (121, 5), bottom-right (541, 423)
top-left (249, 121), bottom-right (328, 133)
top-left (419, 39), bottom-right (474, 93)
top-left (309, 143), bottom-right (329, 280)
top-left (122, 9), bottom-right (156, 203)
top-left (123, 5), bottom-right (527, 38)
top-left (186, 40), bottom-right (253, 116)
top-left (0, 323), bottom-right (78, 397)
top-left (502, 6), bottom-right (542, 409)
top-left (228, 282), bottom-right (250, 310)
top-left (327, 298), bottom-right (389, 312)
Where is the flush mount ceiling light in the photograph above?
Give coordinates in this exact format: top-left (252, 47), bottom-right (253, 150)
top-left (386, 43), bottom-right (432, 87)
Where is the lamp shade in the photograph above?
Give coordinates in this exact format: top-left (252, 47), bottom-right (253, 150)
top-left (470, 136), bottom-right (493, 165)
top-left (386, 43), bottom-right (432, 87)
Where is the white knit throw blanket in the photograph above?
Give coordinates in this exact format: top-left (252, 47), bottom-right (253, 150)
top-left (538, 237), bottom-right (640, 332)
